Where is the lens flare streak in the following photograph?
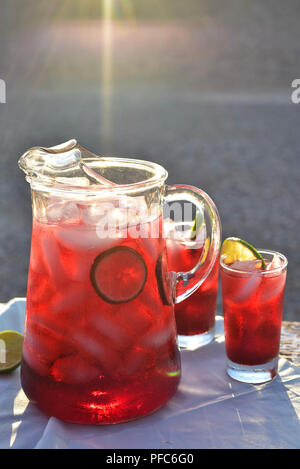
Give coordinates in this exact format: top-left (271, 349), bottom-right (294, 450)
top-left (101, 0), bottom-right (113, 150)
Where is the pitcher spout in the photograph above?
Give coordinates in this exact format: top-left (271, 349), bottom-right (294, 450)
top-left (18, 139), bottom-right (115, 187)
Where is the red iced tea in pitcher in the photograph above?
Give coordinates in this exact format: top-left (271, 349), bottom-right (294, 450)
top-left (22, 208), bottom-right (180, 425)
top-left (19, 140), bottom-right (221, 422)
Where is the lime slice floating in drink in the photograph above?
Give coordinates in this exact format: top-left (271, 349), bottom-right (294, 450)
top-left (221, 237), bottom-right (266, 269)
top-left (0, 330), bottom-right (24, 373)
top-left (155, 250), bottom-right (173, 306)
top-left (90, 246), bottom-right (148, 304)
top-left (200, 237), bottom-right (210, 265)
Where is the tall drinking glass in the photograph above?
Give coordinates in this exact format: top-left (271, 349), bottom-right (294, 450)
top-left (166, 221), bottom-right (220, 349)
top-left (221, 250), bottom-right (287, 384)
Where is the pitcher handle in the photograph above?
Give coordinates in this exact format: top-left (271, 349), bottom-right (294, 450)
top-left (165, 184), bottom-right (221, 304)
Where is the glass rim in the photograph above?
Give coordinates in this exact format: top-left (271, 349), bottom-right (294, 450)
top-left (26, 157), bottom-right (169, 196)
top-left (220, 249), bottom-right (288, 275)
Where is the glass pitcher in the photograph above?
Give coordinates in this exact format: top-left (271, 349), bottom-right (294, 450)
top-left (18, 140), bottom-right (221, 425)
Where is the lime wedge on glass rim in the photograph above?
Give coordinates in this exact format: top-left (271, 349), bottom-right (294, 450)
top-left (221, 237), bottom-right (266, 269)
top-left (190, 210), bottom-right (204, 241)
top-left (190, 210), bottom-right (211, 265)
top-left (0, 330), bottom-right (24, 373)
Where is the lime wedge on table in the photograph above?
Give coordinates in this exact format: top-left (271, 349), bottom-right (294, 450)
top-left (221, 237), bottom-right (266, 269)
top-left (0, 331), bottom-right (24, 373)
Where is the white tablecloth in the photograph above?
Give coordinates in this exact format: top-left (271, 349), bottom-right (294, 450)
top-left (1, 298), bottom-right (300, 449)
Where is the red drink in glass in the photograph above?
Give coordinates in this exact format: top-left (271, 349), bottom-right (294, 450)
top-left (221, 251), bottom-right (287, 383)
top-left (21, 212), bottom-right (181, 425)
top-left (166, 222), bottom-right (219, 349)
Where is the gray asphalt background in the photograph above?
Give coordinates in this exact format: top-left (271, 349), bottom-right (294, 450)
top-left (0, 1), bottom-right (299, 319)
